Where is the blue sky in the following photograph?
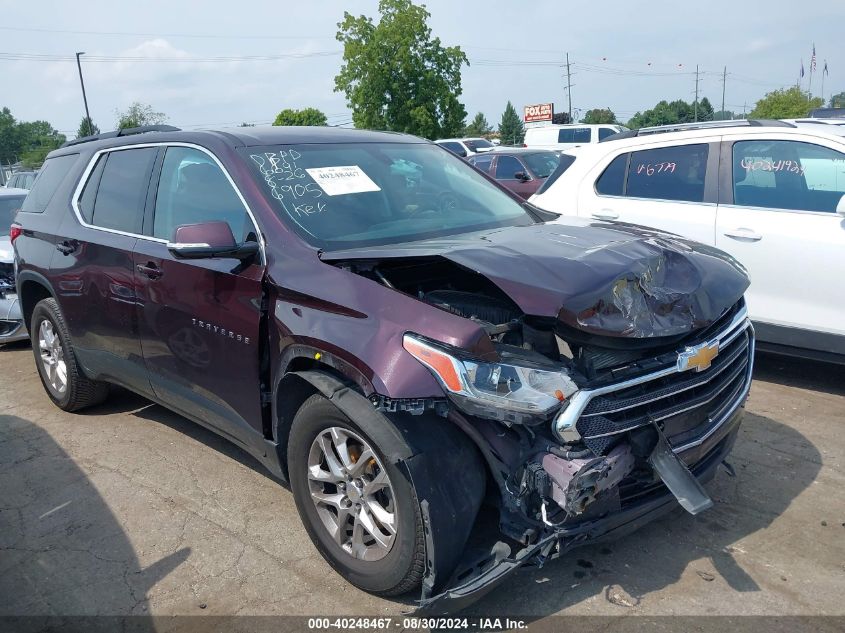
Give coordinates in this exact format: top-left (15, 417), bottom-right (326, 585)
top-left (1, 0), bottom-right (842, 136)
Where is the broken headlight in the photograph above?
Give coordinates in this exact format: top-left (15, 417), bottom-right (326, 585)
top-left (403, 333), bottom-right (578, 424)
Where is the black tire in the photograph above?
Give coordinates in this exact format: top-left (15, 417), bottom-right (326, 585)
top-left (287, 394), bottom-right (425, 596)
top-left (30, 297), bottom-right (110, 412)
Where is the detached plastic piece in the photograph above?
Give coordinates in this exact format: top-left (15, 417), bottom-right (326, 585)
top-left (648, 427), bottom-right (713, 515)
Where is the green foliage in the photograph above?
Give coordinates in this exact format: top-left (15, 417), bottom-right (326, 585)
top-left (115, 102), bottom-right (166, 129)
top-left (697, 97), bottom-right (714, 122)
top-left (627, 98), bottom-right (713, 129)
top-left (552, 112), bottom-right (571, 124)
top-left (0, 109), bottom-right (65, 168)
top-left (749, 87), bottom-right (823, 119)
top-left (463, 112), bottom-right (492, 137)
top-left (498, 101), bottom-right (525, 146)
top-left (334, 0), bottom-right (468, 139)
top-left (581, 108), bottom-right (617, 124)
top-left (829, 92), bottom-right (845, 108)
top-left (77, 116), bottom-right (100, 138)
top-left (713, 110), bottom-right (736, 121)
top-left (273, 107), bottom-right (328, 127)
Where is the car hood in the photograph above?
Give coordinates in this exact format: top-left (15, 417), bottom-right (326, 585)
top-left (320, 217), bottom-right (749, 339)
top-left (0, 236), bottom-right (12, 264)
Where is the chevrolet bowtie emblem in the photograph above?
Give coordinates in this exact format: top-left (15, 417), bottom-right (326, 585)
top-left (677, 340), bottom-right (720, 373)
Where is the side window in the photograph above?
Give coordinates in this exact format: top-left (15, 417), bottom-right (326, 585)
top-left (625, 144), bottom-right (709, 202)
top-left (470, 155), bottom-right (493, 174)
top-left (154, 147), bottom-right (250, 242)
top-left (558, 128), bottom-right (591, 144)
top-left (495, 155), bottom-right (525, 179)
top-left (732, 140), bottom-right (845, 213)
top-left (90, 148), bottom-right (157, 233)
top-left (439, 142), bottom-right (465, 156)
top-left (595, 153), bottom-right (628, 196)
top-left (598, 127), bottom-right (617, 141)
top-left (78, 155), bottom-right (107, 223)
top-left (20, 155), bottom-right (78, 214)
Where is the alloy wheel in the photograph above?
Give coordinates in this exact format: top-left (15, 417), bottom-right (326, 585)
top-left (307, 426), bottom-right (397, 561)
top-left (38, 319), bottom-right (67, 395)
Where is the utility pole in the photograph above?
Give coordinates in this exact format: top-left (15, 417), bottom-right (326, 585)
top-left (720, 66), bottom-right (727, 120)
top-left (75, 52), bottom-right (92, 136)
top-left (694, 64), bottom-right (700, 122)
top-left (565, 52), bottom-right (572, 122)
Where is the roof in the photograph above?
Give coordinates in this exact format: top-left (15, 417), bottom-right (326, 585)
top-left (53, 125), bottom-right (427, 157)
top-left (0, 187), bottom-right (28, 197)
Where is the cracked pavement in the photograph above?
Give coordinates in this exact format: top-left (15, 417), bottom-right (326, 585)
top-left (0, 343), bottom-right (843, 618)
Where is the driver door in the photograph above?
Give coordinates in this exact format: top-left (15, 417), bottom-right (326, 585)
top-left (133, 145), bottom-right (266, 449)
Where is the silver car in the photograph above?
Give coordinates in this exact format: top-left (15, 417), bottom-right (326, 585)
top-left (0, 187), bottom-right (28, 344)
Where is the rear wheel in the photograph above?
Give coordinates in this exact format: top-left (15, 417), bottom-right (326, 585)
top-left (31, 298), bottom-right (109, 411)
top-left (288, 394), bottom-right (425, 595)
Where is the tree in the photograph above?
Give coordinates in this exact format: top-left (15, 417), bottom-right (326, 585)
top-left (498, 101), bottom-right (525, 146)
top-left (115, 102), bottom-right (166, 129)
top-left (581, 108), bottom-right (617, 124)
top-left (830, 92), bottom-right (845, 109)
top-left (713, 109), bottom-right (735, 121)
top-left (272, 107), bottom-right (328, 127)
top-left (0, 107), bottom-right (18, 164)
top-left (463, 112), bottom-right (492, 137)
top-left (335, 0), bottom-right (468, 139)
top-left (552, 112), bottom-right (571, 124)
top-left (749, 87), bottom-right (823, 119)
top-left (77, 116), bottom-right (100, 138)
top-left (697, 97), bottom-right (714, 122)
top-left (0, 108), bottom-right (65, 168)
top-left (627, 98), bottom-right (702, 129)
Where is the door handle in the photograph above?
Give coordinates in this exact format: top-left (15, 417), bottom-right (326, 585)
top-left (723, 228), bottom-right (762, 242)
top-left (56, 240), bottom-right (77, 255)
top-left (591, 209), bottom-right (619, 221)
top-left (136, 263), bottom-right (163, 280)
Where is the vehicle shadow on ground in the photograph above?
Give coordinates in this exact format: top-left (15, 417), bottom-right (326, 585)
top-left (461, 409), bottom-right (820, 620)
top-left (93, 387), bottom-right (288, 489)
top-left (0, 414), bottom-right (190, 625)
top-left (753, 351), bottom-right (845, 397)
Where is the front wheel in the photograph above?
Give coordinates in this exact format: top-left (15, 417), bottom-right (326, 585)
top-left (30, 298), bottom-right (109, 411)
top-left (287, 394), bottom-right (425, 596)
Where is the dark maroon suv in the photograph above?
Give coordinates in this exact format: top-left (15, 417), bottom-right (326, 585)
top-left (12, 125), bottom-right (753, 612)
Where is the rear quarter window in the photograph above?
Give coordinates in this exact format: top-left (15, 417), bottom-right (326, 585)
top-left (19, 155), bottom-right (79, 214)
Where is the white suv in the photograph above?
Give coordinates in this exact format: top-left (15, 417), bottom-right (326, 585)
top-left (531, 120), bottom-right (845, 363)
top-left (524, 124), bottom-right (627, 151)
top-left (434, 137), bottom-right (495, 157)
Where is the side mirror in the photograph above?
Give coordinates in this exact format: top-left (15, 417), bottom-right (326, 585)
top-left (458, 149), bottom-right (468, 158)
top-left (167, 221), bottom-right (258, 261)
top-left (837, 193), bottom-right (845, 218)
top-left (514, 171), bottom-right (530, 181)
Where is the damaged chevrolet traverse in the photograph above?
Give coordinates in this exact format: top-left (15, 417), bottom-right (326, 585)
top-left (13, 126), bottom-right (752, 612)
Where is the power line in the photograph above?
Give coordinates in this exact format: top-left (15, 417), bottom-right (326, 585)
top-left (0, 25), bottom-right (331, 40)
top-left (0, 51), bottom-right (341, 63)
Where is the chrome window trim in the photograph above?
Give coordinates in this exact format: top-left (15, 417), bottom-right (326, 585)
top-left (70, 142), bottom-right (266, 262)
top-left (553, 304), bottom-right (753, 454)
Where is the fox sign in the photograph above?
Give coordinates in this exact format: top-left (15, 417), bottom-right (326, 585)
top-left (524, 103), bottom-right (554, 122)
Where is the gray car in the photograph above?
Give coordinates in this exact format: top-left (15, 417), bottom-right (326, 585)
top-left (0, 187), bottom-right (28, 343)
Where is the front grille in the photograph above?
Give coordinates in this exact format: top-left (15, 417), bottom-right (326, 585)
top-left (569, 309), bottom-right (753, 455)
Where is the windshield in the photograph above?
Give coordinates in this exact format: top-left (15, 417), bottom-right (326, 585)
top-left (241, 142), bottom-right (534, 250)
top-left (0, 196), bottom-right (25, 233)
top-left (522, 152), bottom-right (561, 179)
top-left (464, 139), bottom-right (494, 151)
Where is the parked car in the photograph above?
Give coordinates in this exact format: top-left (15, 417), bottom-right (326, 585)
top-left (434, 137), bottom-right (495, 157)
top-left (0, 187), bottom-right (28, 343)
top-left (468, 148), bottom-right (561, 198)
top-left (4, 170), bottom-right (38, 191)
top-left (531, 119), bottom-right (845, 364)
top-left (13, 125), bottom-right (751, 612)
top-left (524, 124), bottom-right (628, 151)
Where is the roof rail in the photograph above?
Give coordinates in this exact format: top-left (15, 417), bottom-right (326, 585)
top-left (633, 119), bottom-right (794, 137)
top-left (61, 124), bottom-right (181, 148)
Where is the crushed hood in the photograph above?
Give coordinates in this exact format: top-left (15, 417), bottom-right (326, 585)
top-left (321, 218), bottom-right (750, 339)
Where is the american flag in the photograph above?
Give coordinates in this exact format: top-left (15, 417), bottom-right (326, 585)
top-left (811, 45), bottom-right (817, 72)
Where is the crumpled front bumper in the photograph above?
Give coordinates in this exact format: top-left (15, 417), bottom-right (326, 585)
top-left (417, 409), bottom-right (742, 614)
top-left (0, 292), bottom-right (28, 343)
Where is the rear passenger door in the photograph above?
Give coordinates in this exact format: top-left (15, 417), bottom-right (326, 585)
top-left (715, 136), bottom-right (845, 346)
top-left (53, 146), bottom-right (159, 395)
top-left (579, 141), bottom-right (719, 245)
top-left (133, 145), bottom-right (266, 448)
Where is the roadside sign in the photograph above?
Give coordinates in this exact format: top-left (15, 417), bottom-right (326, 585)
top-left (524, 103), bottom-right (554, 123)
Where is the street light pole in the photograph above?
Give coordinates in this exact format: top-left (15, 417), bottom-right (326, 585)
top-left (75, 52), bottom-right (92, 136)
